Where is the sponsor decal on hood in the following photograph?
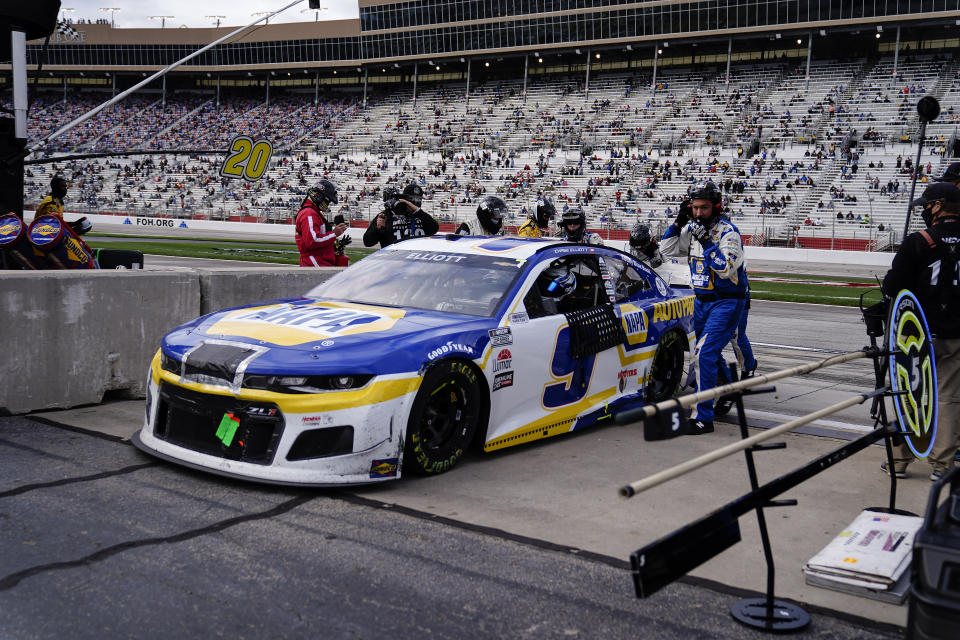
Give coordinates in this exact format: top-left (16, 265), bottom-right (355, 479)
top-left (206, 301), bottom-right (406, 346)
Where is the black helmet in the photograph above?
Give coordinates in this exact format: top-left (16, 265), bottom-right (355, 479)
top-left (539, 265), bottom-right (577, 299)
top-left (629, 223), bottom-right (653, 249)
top-left (382, 185), bottom-right (401, 203)
top-left (476, 195), bottom-right (507, 235)
top-left (306, 179), bottom-right (338, 207)
top-left (535, 200), bottom-right (556, 228)
top-left (402, 183), bottom-right (424, 207)
top-left (687, 180), bottom-right (723, 223)
top-left (688, 180), bottom-right (722, 204)
top-left (559, 207), bottom-right (587, 242)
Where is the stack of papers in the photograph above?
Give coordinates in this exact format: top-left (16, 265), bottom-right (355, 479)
top-left (803, 510), bottom-right (924, 604)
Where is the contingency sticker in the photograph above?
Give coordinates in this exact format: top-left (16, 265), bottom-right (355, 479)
top-left (216, 412), bottom-right (240, 446)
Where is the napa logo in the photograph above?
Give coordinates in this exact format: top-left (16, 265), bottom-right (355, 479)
top-left (206, 301), bottom-right (405, 346)
top-left (620, 304), bottom-right (649, 346)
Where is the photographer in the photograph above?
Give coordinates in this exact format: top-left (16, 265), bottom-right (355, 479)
top-left (295, 179), bottom-right (347, 267)
top-left (363, 183), bottom-right (439, 248)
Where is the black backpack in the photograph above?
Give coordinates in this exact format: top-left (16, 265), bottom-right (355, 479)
top-left (919, 227), bottom-right (960, 336)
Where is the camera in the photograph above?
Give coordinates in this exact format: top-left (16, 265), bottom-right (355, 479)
top-left (385, 198), bottom-right (409, 216)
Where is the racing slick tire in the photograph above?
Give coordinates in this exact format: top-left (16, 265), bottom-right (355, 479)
top-left (645, 331), bottom-right (686, 404)
top-left (404, 359), bottom-right (484, 475)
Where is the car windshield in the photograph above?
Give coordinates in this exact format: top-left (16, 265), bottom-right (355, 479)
top-left (306, 249), bottom-right (526, 317)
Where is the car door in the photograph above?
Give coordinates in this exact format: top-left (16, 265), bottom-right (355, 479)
top-left (483, 253), bottom-right (623, 451)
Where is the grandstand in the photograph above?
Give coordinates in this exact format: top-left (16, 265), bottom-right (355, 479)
top-left (6, 1), bottom-right (960, 250)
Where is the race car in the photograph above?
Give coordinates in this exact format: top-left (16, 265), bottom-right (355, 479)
top-left (134, 235), bottom-right (696, 486)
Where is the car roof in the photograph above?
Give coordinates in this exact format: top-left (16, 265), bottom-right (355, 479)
top-left (381, 234), bottom-right (562, 260)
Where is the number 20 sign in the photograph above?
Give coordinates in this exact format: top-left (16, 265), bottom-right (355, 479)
top-left (219, 135), bottom-right (273, 181)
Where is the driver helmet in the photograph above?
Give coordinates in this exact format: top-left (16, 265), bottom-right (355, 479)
top-left (539, 265), bottom-right (577, 300)
top-left (559, 207), bottom-right (587, 242)
top-left (535, 200), bottom-right (556, 229)
top-left (306, 179), bottom-right (338, 209)
top-left (402, 183), bottom-right (424, 208)
top-left (629, 223), bottom-right (653, 250)
top-left (476, 195), bottom-right (507, 235)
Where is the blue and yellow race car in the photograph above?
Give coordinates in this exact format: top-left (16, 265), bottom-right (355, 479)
top-left (134, 235), bottom-right (695, 485)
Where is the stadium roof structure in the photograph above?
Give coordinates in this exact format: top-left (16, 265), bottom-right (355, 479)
top-left (5, 1), bottom-right (959, 75)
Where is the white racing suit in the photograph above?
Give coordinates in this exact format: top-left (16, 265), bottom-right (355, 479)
top-left (661, 217), bottom-right (748, 422)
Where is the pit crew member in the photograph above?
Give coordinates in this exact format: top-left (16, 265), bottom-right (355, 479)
top-left (456, 195), bottom-right (507, 236)
top-left (295, 179), bottom-right (347, 267)
top-left (557, 207), bottom-right (603, 245)
top-left (628, 222), bottom-right (664, 268)
top-left (881, 182), bottom-right (960, 481)
top-left (363, 182), bottom-right (439, 248)
top-left (517, 200), bottom-right (556, 238)
top-left (660, 181), bottom-right (747, 435)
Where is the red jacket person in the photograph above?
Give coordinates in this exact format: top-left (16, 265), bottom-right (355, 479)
top-left (295, 179), bottom-right (347, 267)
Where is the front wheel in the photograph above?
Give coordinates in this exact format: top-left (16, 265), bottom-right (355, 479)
top-left (404, 360), bottom-right (483, 475)
top-left (645, 331), bottom-right (686, 404)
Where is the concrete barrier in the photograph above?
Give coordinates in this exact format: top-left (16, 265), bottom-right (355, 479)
top-left (0, 271), bottom-right (199, 414)
top-left (0, 268), bottom-right (342, 415)
top-left (197, 267), bottom-right (339, 315)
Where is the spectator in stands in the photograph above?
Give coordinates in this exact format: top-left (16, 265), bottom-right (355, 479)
top-left (363, 182), bottom-right (438, 248)
top-left (880, 182), bottom-right (960, 481)
top-left (661, 181), bottom-right (748, 436)
top-left (295, 179), bottom-right (347, 267)
top-left (517, 200), bottom-right (556, 238)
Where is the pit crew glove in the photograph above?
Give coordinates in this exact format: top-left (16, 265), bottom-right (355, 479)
top-left (334, 235), bottom-right (352, 255)
top-left (689, 222), bottom-right (713, 247)
top-left (675, 200), bottom-right (691, 229)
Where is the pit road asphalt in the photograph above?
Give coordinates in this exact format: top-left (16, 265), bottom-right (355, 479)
top-left (0, 415), bottom-right (902, 640)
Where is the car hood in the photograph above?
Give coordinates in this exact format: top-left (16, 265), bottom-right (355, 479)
top-left (161, 297), bottom-right (495, 376)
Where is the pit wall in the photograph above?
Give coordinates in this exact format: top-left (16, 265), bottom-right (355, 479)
top-left (0, 268), bottom-right (339, 415)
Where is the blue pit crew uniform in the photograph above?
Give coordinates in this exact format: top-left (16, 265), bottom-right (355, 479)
top-left (661, 217), bottom-right (748, 423)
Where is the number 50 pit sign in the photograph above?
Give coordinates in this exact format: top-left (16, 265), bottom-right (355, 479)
top-left (220, 135), bottom-right (273, 181)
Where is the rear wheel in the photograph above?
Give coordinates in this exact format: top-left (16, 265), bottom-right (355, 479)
top-left (404, 360), bottom-right (483, 475)
top-left (645, 331), bottom-right (686, 404)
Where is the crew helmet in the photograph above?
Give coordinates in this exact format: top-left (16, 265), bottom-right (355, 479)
top-left (629, 223), bottom-right (653, 250)
top-left (306, 179), bottom-right (338, 208)
top-left (476, 195), bottom-right (507, 235)
top-left (687, 180), bottom-right (723, 223)
top-left (535, 200), bottom-right (556, 228)
top-left (559, 207), bottom-right (587, 242)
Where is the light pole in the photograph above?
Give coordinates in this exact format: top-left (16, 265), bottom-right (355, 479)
top-left (205, 15), bottom-right (226, 28)
top-left (60, 7), bottom-right (75, 22)
top-left (149, 15), bottom-right (175, 29)
top-left (99, 7), bottom-right (121, 28)
top-left (300, 6), bottom-right (328, 21)
top-left (251, 11), bottom-right (271, 25)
